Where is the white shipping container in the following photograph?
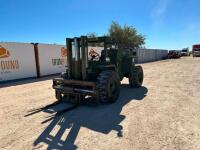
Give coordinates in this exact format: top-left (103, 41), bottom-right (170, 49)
top-left (38, 44), bottom-right (67, 76)
top-left (0, 42), bottom-right (37, 82)
top-left (136, 48), bottom-right (168, 63)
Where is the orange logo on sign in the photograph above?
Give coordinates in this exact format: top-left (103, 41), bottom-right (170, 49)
top-left (0, 45), bottom-right (19, 71)
top-left (0, 45), bottom-right (10, 58)
top-left (61, 47), bottom-right (67, 57)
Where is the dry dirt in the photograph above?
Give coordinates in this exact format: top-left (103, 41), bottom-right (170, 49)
top-left (0, 57), bottom-right (200, 150)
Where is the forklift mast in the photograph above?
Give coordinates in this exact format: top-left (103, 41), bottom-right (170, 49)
top-left (66, 36), bottom-right (87, 80)
top-left (66, 36), bottom-right (114, 80)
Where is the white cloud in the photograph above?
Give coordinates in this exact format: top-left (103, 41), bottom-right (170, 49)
top-left (187, 23), bottom-right (200, 32)
top-left (184, 23), bottom-right (200, 42)
top-left (151, 0), bottom-right (170, 24)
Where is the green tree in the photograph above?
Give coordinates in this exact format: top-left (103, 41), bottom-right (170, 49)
top-left (87, 32), bottom-right (103, 47)
top-left (108, 21), bottom-right (145, 49)
top-left (87, 32), bottom-right (98, 38)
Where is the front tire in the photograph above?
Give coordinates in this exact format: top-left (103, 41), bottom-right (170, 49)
top-left (129, 66), bottom-right (144, 88)
top-left (96, 71), bottom-right (120, 103)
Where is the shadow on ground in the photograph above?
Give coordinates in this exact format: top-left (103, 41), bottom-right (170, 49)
top-left (0, 75), bottom-right (59, 88)
top-left (31, 85), bottom-right (148, 150)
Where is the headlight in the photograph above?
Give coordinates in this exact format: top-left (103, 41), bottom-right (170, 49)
top-left (132, 58), bottom-right (135, 63)
top-left (106, 57), bottom-right (110, 62)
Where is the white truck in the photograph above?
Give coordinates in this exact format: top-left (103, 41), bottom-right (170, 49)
top-left (181, 48), bottom-right (190, 56)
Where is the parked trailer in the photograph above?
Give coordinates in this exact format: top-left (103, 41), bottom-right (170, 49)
top-left (192, 44), bottom-right (200, 57)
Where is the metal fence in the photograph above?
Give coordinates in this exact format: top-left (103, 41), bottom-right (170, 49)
top-left (135, 48), bottom-right (168, 63)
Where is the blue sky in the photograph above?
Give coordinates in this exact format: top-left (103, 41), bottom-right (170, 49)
top-left (0, 0), bottom-right (200, 50)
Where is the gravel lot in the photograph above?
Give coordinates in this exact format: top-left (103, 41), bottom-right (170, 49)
top-left (0, 57), bottom-right (200, 150)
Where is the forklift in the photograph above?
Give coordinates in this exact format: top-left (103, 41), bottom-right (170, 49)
top-left (53, 36), bottom-right (143, 104)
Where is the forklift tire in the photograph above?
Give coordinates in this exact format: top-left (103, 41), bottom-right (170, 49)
top-left (96, 70), bottom-right (120, 103)
top-left (129, 66), bottom-right (143, 88)
top-left (55, 90), bottom-right (62, 101)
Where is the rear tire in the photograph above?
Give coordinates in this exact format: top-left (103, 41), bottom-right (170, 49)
top-left (96, 71), bottom-right (120, 103)
top-left (129, 66), bottom-right (143, 88)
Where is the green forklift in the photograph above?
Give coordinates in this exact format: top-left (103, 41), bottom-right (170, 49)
top-left (53, 36), bottom-right (143, 104)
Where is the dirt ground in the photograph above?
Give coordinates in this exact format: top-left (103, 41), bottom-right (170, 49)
top-left (0, 57), bottom-right (200, 150)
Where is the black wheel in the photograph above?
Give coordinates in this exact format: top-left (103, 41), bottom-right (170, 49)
top-left (96, 70), bottom-right (120, 103)
top-left (129, 66), bottom-right (144, 88)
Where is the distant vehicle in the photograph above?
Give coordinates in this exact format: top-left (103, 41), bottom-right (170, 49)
top-left (168, 50), bottom-right (181, 59)
top-left (181, 48), bottom-right (190, 56)
top-left (192, 44), bottom-right (200, 57)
